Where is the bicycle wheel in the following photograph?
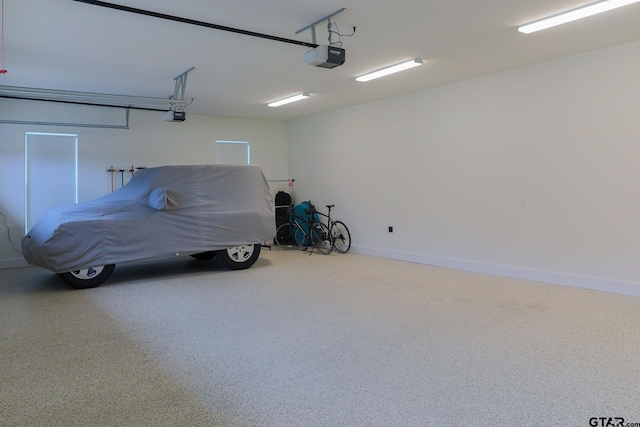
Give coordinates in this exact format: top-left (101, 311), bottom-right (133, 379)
top-left (275, 223), bottom-right (298, 249)
top-left (331, 220), bottom-right (351, 254)
top-left (309, 222), bottom-right (333, 255)
top-left (293, 223), bottom-right (310, 247)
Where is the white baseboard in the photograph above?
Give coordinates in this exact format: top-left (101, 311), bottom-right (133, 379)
top-left (352, 245), bottom-right (640, 298)
top-left (0, 257), bottom-right (29, 269)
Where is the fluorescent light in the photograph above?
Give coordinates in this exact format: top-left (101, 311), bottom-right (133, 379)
top-left (518, 0), bottom-right (640, 34)
top-left (356, 58), bottom-right (424, 82)
top-left (268, 93), bottom-right (310, 107)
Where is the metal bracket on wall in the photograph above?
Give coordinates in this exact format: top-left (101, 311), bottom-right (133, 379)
top-left (171, 67), bottom-right (195, 104)
top-left (295, 8), bottom-right (346, 45)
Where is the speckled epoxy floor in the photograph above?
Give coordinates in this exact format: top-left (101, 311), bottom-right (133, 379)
top-left (2, 249), bottom-right (640, 426)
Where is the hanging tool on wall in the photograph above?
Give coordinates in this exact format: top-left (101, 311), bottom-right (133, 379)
top-left (107, 165), bottom-right (116, 192)
top-left (0, 0), bottom-right (8, 75)
top-left (119, 169), bottom-right (126, 187)
top-left (132, 166), bottom-right (147, 176)
top-left (288, 178), bottom-right (295, 203)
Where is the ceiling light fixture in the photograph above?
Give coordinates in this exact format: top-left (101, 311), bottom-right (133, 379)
top-left (268, 93), bottom-right (310, 107)
top-left (518, 0), bottom-right (640, 34)
top-left (356, 58), bottom-right (423, 82)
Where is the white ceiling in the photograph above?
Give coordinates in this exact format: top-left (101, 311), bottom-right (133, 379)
top-left (3, 0), bottom-right (640, 121)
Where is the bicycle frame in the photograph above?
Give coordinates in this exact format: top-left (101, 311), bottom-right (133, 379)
top-left (275, 203), bottom-right (333, 254)
top-left (316, 204), bottom-right (351, 254)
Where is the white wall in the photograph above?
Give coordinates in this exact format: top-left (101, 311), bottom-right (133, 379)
top-left (289, 40), bottom-right (640, 296)
top-left (0, 101), bottom-right (289, 266)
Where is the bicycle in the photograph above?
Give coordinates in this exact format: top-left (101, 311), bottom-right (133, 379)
top-left (316, 204), bottom-right (351, 254)
top-left (275, 202), bottom-right (334, 254)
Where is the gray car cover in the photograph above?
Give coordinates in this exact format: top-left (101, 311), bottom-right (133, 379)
top-left (22, 165), bottom-right (275, 273)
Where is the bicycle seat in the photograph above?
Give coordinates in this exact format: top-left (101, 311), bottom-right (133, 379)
top-left (326, 204), bottom-right (335, 209)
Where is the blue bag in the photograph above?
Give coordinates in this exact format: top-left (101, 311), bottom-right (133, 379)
top-left (293, 201), bottom-right (320, 246)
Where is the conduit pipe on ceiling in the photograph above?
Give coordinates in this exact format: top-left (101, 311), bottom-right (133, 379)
top-left (69, 0), bottom-right (319, 49)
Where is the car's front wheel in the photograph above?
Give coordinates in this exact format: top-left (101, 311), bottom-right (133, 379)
top-left (57, 264), bottom-right (116, 289)
top-left (216, 244), bottom-right (261, 270)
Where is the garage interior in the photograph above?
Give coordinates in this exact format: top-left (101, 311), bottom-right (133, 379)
top-left (2, 0), bottom-right (640, 425)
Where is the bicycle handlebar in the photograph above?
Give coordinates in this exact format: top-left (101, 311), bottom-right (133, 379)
top-left (275, 200), bottom-right (335, 220)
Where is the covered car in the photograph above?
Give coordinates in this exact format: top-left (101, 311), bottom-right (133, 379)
top-left (22, 164), bottom-right (275, 288)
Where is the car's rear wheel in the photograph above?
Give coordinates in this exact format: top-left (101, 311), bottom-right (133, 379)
top-left (216, 244), bottom-right (261, 270)
top-left (57, 264), bottom-right (116, 289)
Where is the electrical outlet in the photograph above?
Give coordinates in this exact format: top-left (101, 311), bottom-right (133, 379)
top-left (388, 226), bottom-right (393, 233)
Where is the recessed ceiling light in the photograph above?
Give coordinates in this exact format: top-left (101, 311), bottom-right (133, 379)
top-left (356, 58), bottom-right (424, 82)
top-left (518, 0), bottom-right (640, 34)
top-left (268, 93), bottom-right (310, 107)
